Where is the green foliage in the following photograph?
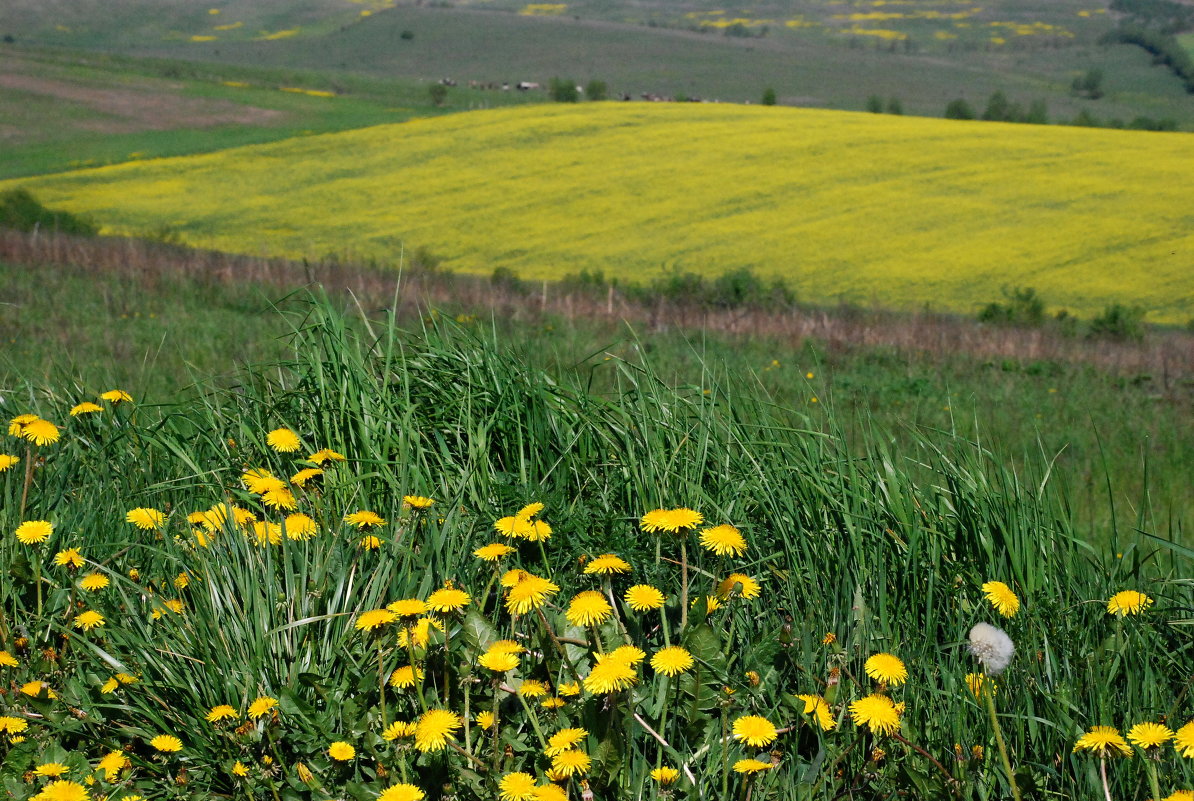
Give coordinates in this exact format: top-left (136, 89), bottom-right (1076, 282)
top-left (866, 94), bottom-right (884, 113)
top-left (1088, 303), bottom-right (1147, 340)
top-left (885, 97), bottom-right (903, 115)
top-left (944, 98), bottom-right (975, 120)
top-left (428, 82), bottom-right (449, 107)
top-left (978, 287), bottom-right (1047, 327)
top-left (1071, 68), bottom-right (1106, 99)
top-left (585, 80), bottom-right (608, 101)
top-left (1102, 24), bottom-right (1194, 92)
top-left (761, 87), bottom-right (777, 106)
top-left (0, 188), bottom-right (96, 236)
top-left (549, 77), bottom-right (580, 103)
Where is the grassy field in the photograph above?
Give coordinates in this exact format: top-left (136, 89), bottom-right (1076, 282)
top-left (6, 102), bottom-right (1193, 323)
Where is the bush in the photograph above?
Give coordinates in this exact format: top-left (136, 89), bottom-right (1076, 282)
top-left (885, 97), bottom-right (903, 115)
top-left (1087, 303), bottom-right (1146, 341)
top-left (866, 95), bottom-right (884, 113)
top-left (428, 83), bottom-right (448, 107)
top-left (977, 287), bottom-right (1046, 326)
top-left (944, 98), bottom-right (975, 120)
top-left (585, 80), bottom-right (608, 101)
top-left (400, 29), bottom-right (415, 40)
top-left (761, 87), bottom-right (777, 106)
top-left (490, 266), bottom-right (528, 294)
top-left (549, 77), bottom-right (579, 103)
top-left (0, 188), bottom-right (97, 236)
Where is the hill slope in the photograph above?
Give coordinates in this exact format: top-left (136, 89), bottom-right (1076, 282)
top-left (7, 103), bottom-right (1193, 321)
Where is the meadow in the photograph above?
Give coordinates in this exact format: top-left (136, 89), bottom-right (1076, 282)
top-left (6, 103), bottom-right (1194, 323)
top-left (0, 289), bottom-right (1192, 801)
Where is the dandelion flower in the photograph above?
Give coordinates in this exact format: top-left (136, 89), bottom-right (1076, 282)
top-left (717, 573), bottom-right (761, 600)
top-left (495, 515), bottom-right (535, 538)
top-left (566, 591), bottom-right (613, 627)
top-left (290, 467), bottom-right (323, 487)
top-left (479, 651), bottom-right (520, 672)
top-left (1127, 722), bottom-right (1173, 749)
top-left (383, 721), bottom-right (416, 740)
top-left (267, 428), bottom-right (301, 452)
top-left (1174, 721), bottom-right (1194, 757)
top-left (413, 709), bottom-right (462, 753)
top-left (403, 495), bottom-right (435, 509)
top-left (426, 586), bottom-right (471, 613)
top-left (387, 598), bottom-right (428, 618)
top-left (30, 781), bottom-right (88, 801)
top-left (733, 759), bottom-right (773, 774)
top-left (100, 390), bottom-right (133, 403)
top-left (20, 418), bottom-right (60, 445)
top-left (981, 581), bottom-right (1020, 617)
top-left (650, 766), bottom-right (679, 784)
top-left (700, 524), bottom-right (747, 557)
top-left (625, 584), bottom-right (665, 611)
top-left (232, 761), bottom-right (249, 777)
top-left (732, 715), bottom-right (778, 747)
top-left (1107, 590), bottom-right (1153, 616)
top-left (356, 609), bottom-right (397, 631)
top-left (498, 773), bottom-right (538, 801)
top-left (557, 681), bottom-right (581, 696)
top-left (505, 573), bottom-right (560, 615)
top-left (125, 508), bottom-right (164, 530)
top-left (0, 651), bottom-right (17, 667)
top-left (389, 665), bottom-right (424, 688)
top-left (796, 694), bottom-right (836, 731)
top-left (283, 513), bottom-right (318, 540)
top-left (545, 728), bottom-right (588, 756)
top-left (150, 735), bottom-right (183, 752)
top-left (640, 507), bottom-right (703, 534)
top-left (583, 657), bottom-right (637, 694)
top-left (69, 402), bottom-right (103, 416)
top-left (864, 653), bottom-right (908, 686)
top-left (551, 749), bottom-right (591, 776)
top-left (328, 741), bottom-right (355, 760)
top-left (344, 510), bottom-right (386, 528)
top-left (247, 696), bottom-right (278, 719)
top-left (475, 542), bottom-right (516, 561)
top-left (0, 454), bottom-right (19, 471)
top-left (360, 535), bottom-right (383, 550)
top-left (35, 763), bottom-right (70, 777)
top-left (261, 488), bottom-right (297, 510)
top-left (251, 521), bottom-right (282, 546)
top-left (308, 448), bottom-right (347, 464)
top-left (471, 711), bottom-right (495, 730)
top-left (79, 573), bottom-right (109, 592)
top-left (397, 617), bottom-right (442, 648)
top-left (207, 705), bottom-right (238, 723)
top-left (651, 646), bottom-right (695, 677)
top-left (15, 520), bottom-right (53, 545)
top-left (74, 610), bottom-right (104, 631)
top-left (242, 469), bottom-right (285, 494)
top-left (0, 716), bottom-right (27, 733)
top-left (850, 695), bottom-right (901, 736)
top-left (968, 622), bottom-right (1015, 675)
top-left (378, 785), bottom-right (426, 801)
top-left (1073, 726), bottom-right (1131, 758)
top-left (965, 673), bottom-right (996, 698)
top-left (584, 554), bottom-right (631, 574)
top-left (518, 679), bottom-right (549, 697)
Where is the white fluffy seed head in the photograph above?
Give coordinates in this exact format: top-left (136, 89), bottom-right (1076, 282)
top-left (968, 622), bottom-right (1015, 675)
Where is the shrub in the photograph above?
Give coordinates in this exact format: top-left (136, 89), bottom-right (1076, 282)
top-left (428, 83), bottom-right (448, 107)
top-left (944, 98), bottom-right (975, 120)
top-left (1087, 303), bottom-right (1146, 341)
top-left (761, 87), bottom-right (777, 106)
top-left (866, 95), bottom-right (884, 113)
top-left (549, 77), bottom-right (579, 103)
top-left (977, 287), bottom-right (1046, 326)
top-left (585, 80), bottom-right (608, 101)
top-left (0, 188), bottom-right (97, 236)
top-left (885, 97), bottom-right (903, 115)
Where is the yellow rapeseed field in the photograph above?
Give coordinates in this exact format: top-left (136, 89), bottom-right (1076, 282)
top-left (8, 103), bottom-right (1193, 321)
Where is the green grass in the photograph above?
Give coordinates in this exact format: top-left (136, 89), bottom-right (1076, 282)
top-left (0, 291), bottom-right (1191, 800)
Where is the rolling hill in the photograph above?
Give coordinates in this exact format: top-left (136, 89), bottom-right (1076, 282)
top-left (6, 102), bottom-right (1193, 321)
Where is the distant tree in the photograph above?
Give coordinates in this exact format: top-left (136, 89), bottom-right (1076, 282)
top-left (1071, 68), bottom-right (1104, 99)
top-left (549, 77), bottom-right (579, 103)
top-left (885, 97), bottom-right (903, 115)
top-left (981, 90), bottom-right (1011, 121)
top-left (428, 83), bottom-right (448, 107)
top-left (399, 29), bottom-right (415, 40)
top-left (0, 188), bottom-right (97, 236)
top-left (761, 87), bottom-right (777, 106)
top-left (944, 98), bottom-right (975, 119)
top-left (1071, 109), bottom-right (1100, 126)
top-left (978, 287), bottom-right (1046, 327)
top-left (1025, 99), bottom-right (1049, 124)
top-left (866, 94), bottom-right (884, 113)
top-left (585, 79), bottom-right (608, 101)
top-left (1087, 304), bottom-right (1146, 341)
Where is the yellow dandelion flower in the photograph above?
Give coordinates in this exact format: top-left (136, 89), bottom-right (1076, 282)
top-left (717, 573), bottom-right (761, 600)
top-left (328, 741), bottom-right (355, 760)
top-left (387, 598), bottom-right (428, 617)
top-left (651, 646), bottom-right (695, 677)
top-left (796, 694), bottom-right (836, 731)
top-left (0, 651), bottom-right (17, 667)
top-left (1073, 726), bottom-right (1132, 757)
top-left (495, 515), bottom-right (535, 539)
top-left (475, 542), bottom-right (516, 561)
top-left (479, 651), bottom-right (520, 672)
top-left (207, 705), bottom-right (238, 722)
top-left (1163, 792), bottom-right (1194, 801)
top-left (551, 749), bottom-right (591, 776)
top-left (823, 632), bottom-right (837, 645)
top-left (733, 759), bottom-right (773, 774)
top-left (15, 520), bottom-right (53, 545)
top-left (516, 502), bottom-right (545, 519)
top-left (640, 507), bottom-right (703, 534)
top-left (426, 586), bottom-right (471, 613)
top-left (651, 766), bottom-right (680, 784)
top-left (475, 711), bottom-right (496, 729)
top-left (624, 584), bottom-right (666, 611)
top-left (382, 720), bottom-right (417, 740)
top-left (489, 639), bottom-right (527, 655)
top-left (518, 679), bottom-right (549, 697)
top-left (499, 772), bottom-right (538, 801)
top-left (1107, 590), bottom-right (1153, 616)
top-left (732, 715), bottom-right (778, 747)
top-left (35, 763), bottom-right (70, 777)
top-left (378, 785), bottom-right (426, 801)
top-left (247, 696), bottom-right (278, 719)
top-left (69, 402), bottom-right (103, 416)
top-left (397, 616), bottom-right (442, 648)
top-left (250, 521), bottom-right (282, 546)
top-left (232, 761), bottom-right (249, 776)
top-left (1127, 722), bottom-right (1173, 749)
top-left (566, 591), bottom-right (613, 627)
top-left (545, 727), bottom-right (588, 756)
top-left (74, 610), bottom-right (105, 631)
top-left (79, 573), bottom-right (109, 592)
top-left (150, 734), bottom-right (183, 752)
top-left (30, 781), bottom-right (88, 800)
top-left (413, 708), bottom-right (462, 753)
top-left (20, 418), bottom-right (60, 445)
top-left (608, 645), bottom-right (646, 665)
top-left (267, 428), bottom-right (301, 452)
top-left (360, 534), bottom-right (383, 550)
top-left (864, 653), bottom-right (908, 686)
top-left (541, 696), bottom-right (566, 709)
top-left (283, 513), bottom-right (318, 540)
top-left (0, 454), bottom-right (19, 472)
top-left (981, 581), bottom-right (1020, 617)
top-left (1172, 721), bottom-right (1194, 757)
top-left (0, 716), bottom-right (27, 733)
top-left (100, 390), bottom-right (133, 403)
top-left (261, 488), bottom-right (297, 510)
top-left (125, 508), bottom-right (164, 530)
top-left (389, 665), bottom-right (425, 688)
top-left (583, 658), bottom-right (636, 694)
top-left (965, 673), bottom-right (996, 698)
top-left (850, 695), bottom-right (901, 735)
top-left (584, 553), bottom-right (631, 574)
top-left (290, 467), bottom-right (323, 487)
top-left (242, 469), bottom-right (285, 495)
top-left (505, 573), bottom-right (560, 615)
top-left (96, 750), bottom-right (129, 781)
top-left (356, 608), bottom-right (398, 631)
top-left (101, 677), bottom-right (119, 694)
top-left (403, 495), bottom-right (435, 509)
top-left (308, 448), bottom-right (347, 464)
top-left (699, 524), bottom-right (747, 557)
top-left (526, 520), bottom-right (553, 540)
top-left (558, 681), bottom-right (581, 696)
top-left (344, 510), bottom-right (386, 528)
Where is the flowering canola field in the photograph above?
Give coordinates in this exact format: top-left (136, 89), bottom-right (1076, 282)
top-left (6, 103), bottom-right (1194, 321)
top-left (0, 317), bottom-right (1191, 800)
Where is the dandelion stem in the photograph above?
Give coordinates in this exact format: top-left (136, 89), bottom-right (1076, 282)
top-left (983, 687), bottom-right (1022, 801)
top-left (656, 674), bottom-right (672, 769)
top-left (679, 541), bottom-right (689, 633)
top-left (18, 443), bottom-right (33, 520)
top-left (1098, 757), bottom-right (1113, 801)
top-left (463, 681), bottom-right (473, 755)
top-left (378, 642), bottom-right (387, 728)
top-left (404, 628), bottom-right (427, 715)
top-left (720, 705), bottom-right (730, 800)
top-left (516, 691), bottom-right (548, 750)
top-left (448, 740), bottom-right (489, 771)
top-left (535, 607), bottom-right (582, 684)
top-left (1144, 755), bottom-right (1161, 801)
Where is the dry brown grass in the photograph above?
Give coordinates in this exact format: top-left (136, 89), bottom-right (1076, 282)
top-left (4, 229), bottom-right (1192, 385)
